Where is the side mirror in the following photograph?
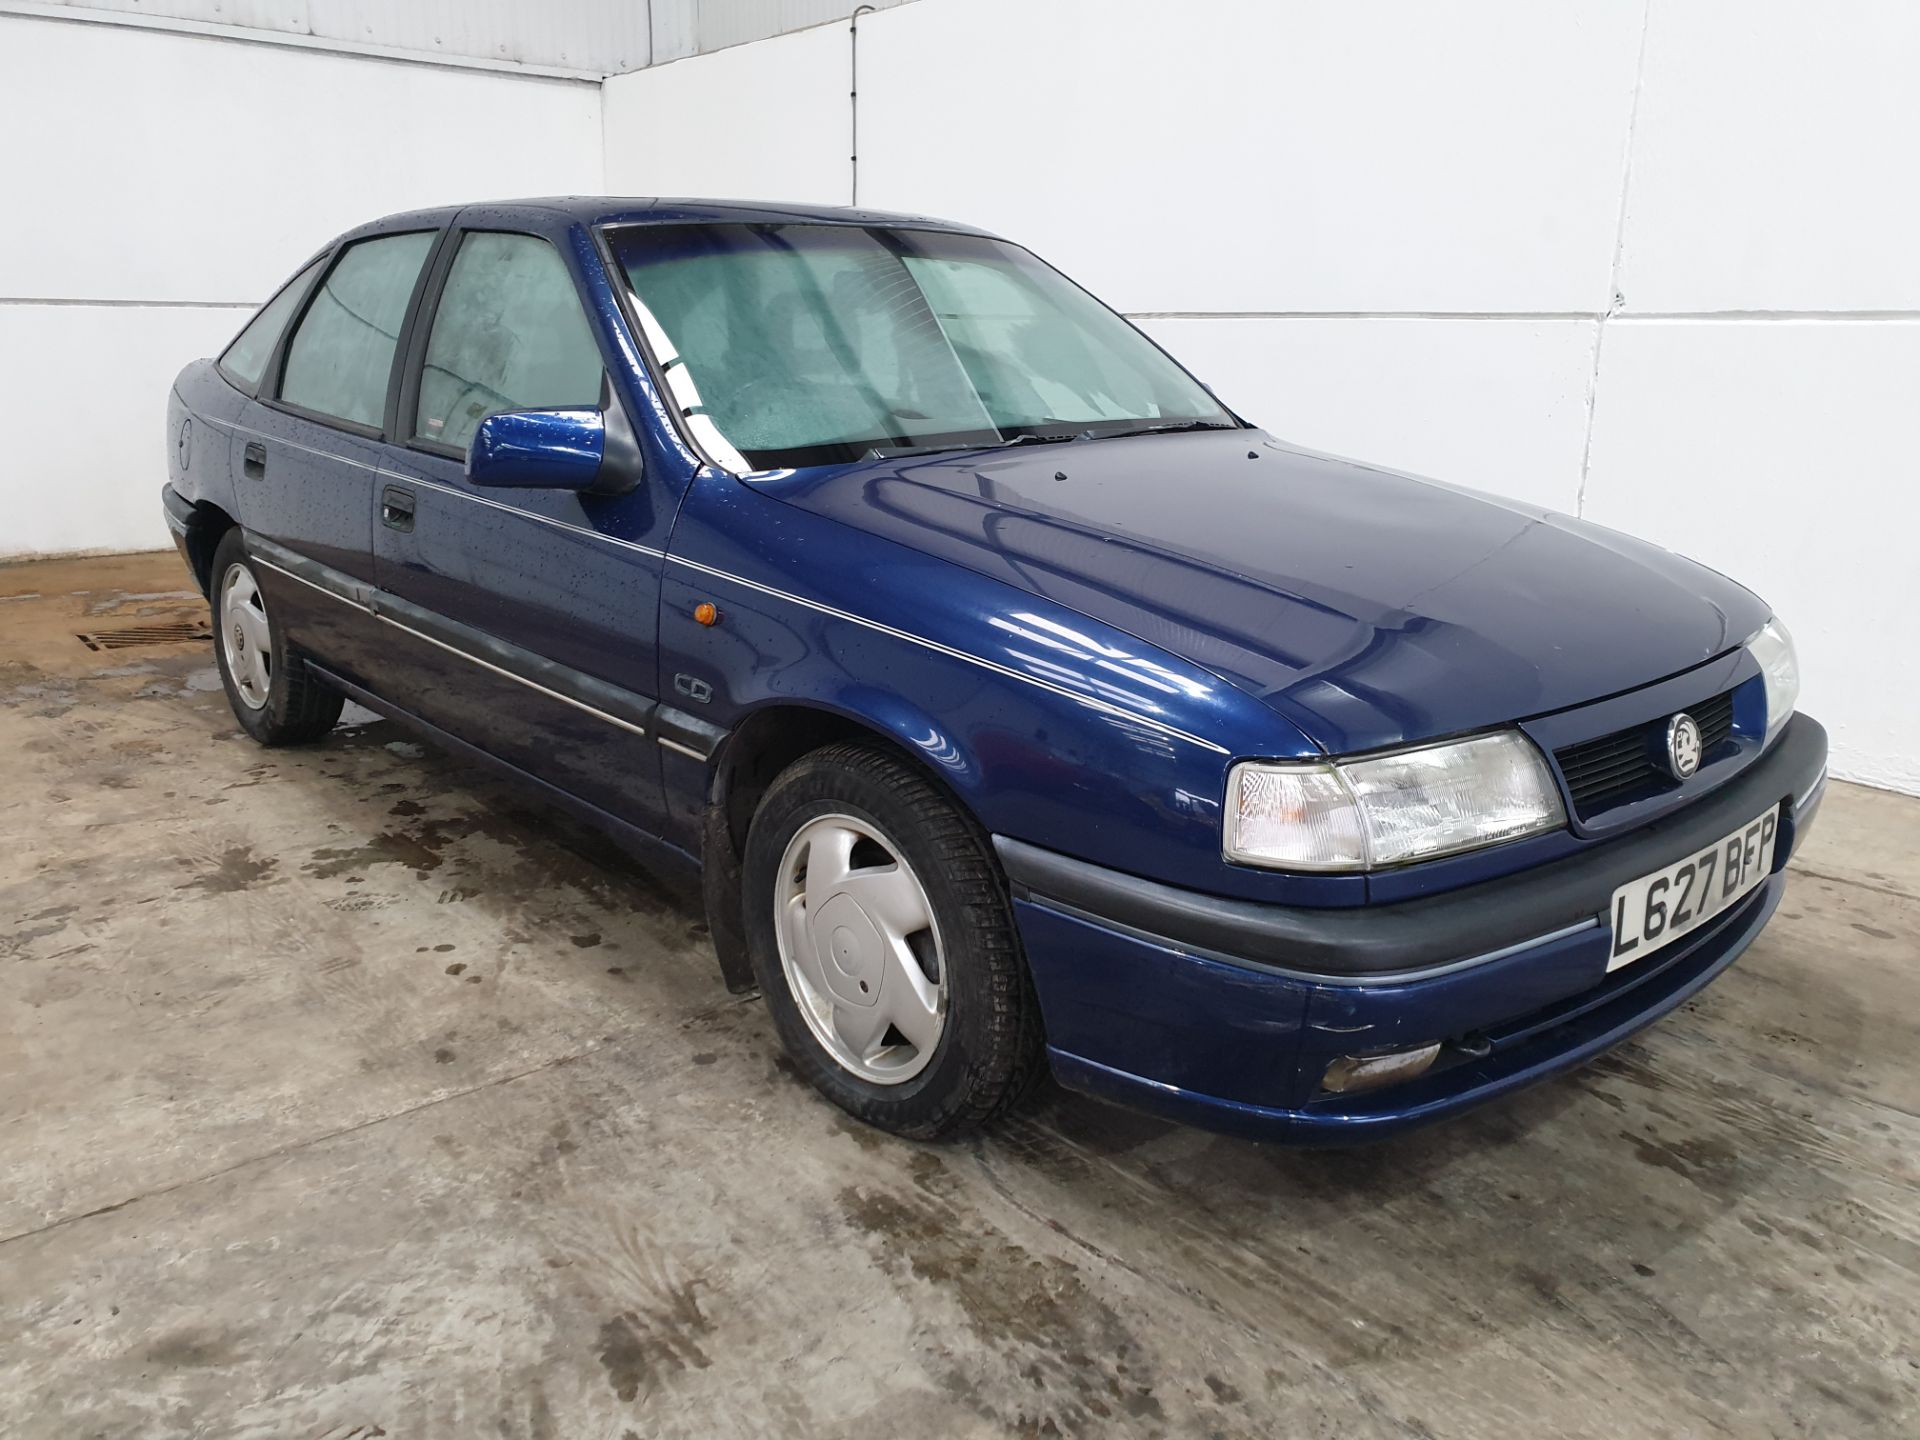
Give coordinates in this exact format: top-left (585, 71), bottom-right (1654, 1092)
top-left (466, 405), bottom-right (642, 495)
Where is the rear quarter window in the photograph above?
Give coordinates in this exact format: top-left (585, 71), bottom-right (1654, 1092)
top-left (219, 257), bottom-right (324, 390)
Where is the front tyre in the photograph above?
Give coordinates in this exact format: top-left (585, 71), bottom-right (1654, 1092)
top-left (743, 741), bottom-right (1045, 1140)
top-left (210, 529), bottom-right (345, 746)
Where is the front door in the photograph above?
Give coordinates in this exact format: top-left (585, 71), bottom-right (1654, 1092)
top-left (369, 227), bottom-right (670, 835)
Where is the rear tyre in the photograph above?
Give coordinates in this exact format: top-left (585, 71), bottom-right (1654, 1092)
top-left (210, 528), bottom-right (344, 746)
top-left (743, 741), bottom-right (1046, 1140)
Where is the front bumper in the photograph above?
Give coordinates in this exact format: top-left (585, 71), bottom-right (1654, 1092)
top-left (999, 713), bottom-right (1829, 1143)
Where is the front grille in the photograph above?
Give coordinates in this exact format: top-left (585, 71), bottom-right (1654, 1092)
top-left (1555, 689), bottom-right (1735, 817)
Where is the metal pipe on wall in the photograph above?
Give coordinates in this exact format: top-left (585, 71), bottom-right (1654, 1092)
top-left (850, 4), bottom-right (876, 206)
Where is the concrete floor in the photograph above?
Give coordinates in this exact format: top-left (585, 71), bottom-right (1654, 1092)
top-left (1, 550), bottom-right (1915, 1439)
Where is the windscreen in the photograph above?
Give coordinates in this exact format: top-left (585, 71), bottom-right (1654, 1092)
top-left (608, 223), bottom-right (1235, 469)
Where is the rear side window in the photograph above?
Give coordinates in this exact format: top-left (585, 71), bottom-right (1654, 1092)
top-left (278, 231), bottom-right (435, 430)
top-left (414, 232), bottom-right (603, 450)
top-left (219, 258), bottom-right (324, 389)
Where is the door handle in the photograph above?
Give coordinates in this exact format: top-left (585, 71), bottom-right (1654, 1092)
top-left (380, 486), bottom-right (416, 532)
top-left (242, 441), bottom-right (267, 480)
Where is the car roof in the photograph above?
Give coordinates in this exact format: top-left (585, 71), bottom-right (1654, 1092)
top-left (335, 196), bottom-right (996, 245)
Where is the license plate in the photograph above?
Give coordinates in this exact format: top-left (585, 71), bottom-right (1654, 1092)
top-left (1607, 806), bottom-right (1780, 971)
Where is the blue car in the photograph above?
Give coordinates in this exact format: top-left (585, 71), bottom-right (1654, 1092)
top-left (163, 199), bottom-right (1826, 1142)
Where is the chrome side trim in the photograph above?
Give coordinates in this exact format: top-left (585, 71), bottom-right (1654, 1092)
top-left (653, 702), bottom-right (727, 763)
top-left (665, 554), bottom-right (1230, 757)
top-left (1794, 765), bottom-right (1827, 812)
top-left (257, 541), bottom-right (654, 741)
top-left (1447, 917), bottom-right (1606, 976)
top-left (373, 613), bottom-right (650, 739)
top-left (251, 556), bottom-right (369, 611)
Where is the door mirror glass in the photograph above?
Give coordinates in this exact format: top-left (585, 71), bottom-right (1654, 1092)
top-left (466, 408), bottom-right (607, 490)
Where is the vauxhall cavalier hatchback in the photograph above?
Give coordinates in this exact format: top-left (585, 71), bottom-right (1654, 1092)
top-left (163, 198), bottom-right (1826, 1142)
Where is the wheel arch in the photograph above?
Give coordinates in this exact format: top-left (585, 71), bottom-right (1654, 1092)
top-left (698, 696), bottom-right (990, 994)
top-left (181, 501), bottom-right (240, 599)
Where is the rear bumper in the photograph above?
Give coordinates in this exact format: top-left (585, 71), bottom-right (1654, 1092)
top-left (160, 484), bottom-right (201, 592)
top-left (1000, 714), bottom-right (1828, 1143)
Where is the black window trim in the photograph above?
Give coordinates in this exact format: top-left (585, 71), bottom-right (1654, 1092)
top-left (396, 223), bottom-right (613, 466)
top-left (258, 226), bottom-right (453, 444)
top-left (215, 252), bottom-right (330, 400)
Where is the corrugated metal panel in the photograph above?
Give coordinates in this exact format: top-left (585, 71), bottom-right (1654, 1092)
top-left (690, 0), bottom-right (917, 60)
top-left (31, 0), bottom-right (929, 72)
top-left (32, 0), bottom-right (650, 73)
top-left (650, 0), bottom-right (700, 63)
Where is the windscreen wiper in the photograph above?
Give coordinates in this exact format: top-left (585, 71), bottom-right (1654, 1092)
top-left (989, 428), bottom-right (1093, 449)
top-left (863, 441), bottom-right (975, 460)
top-left (864, 426), bottom-right (1093, 461)
top-left (1106, 420), bottom-right (1240, 438)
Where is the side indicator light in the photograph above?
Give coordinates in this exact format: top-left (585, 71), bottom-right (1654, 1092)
top-left (693, 602), bottom-right (720, 627)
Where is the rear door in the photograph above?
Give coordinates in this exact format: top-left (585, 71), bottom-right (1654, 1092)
top-left (369, 225), bottom-right (670, 834)
top-left (238, 229), bottom-right (440, 682)
top-left (202, 254), bottom-right (325, 491)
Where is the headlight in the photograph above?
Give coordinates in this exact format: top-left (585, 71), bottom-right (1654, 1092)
top-left (1225, 731), bottom-right (1565, 872)
top-left (1747, 618), bottom-right (1799, 746)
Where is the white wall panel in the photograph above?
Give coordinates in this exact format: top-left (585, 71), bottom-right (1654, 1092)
top-left (9, 0), bottom-right (1915, 788)
top-left (0, 303), bottom-right (242, 557)
top-left (1583, 320), bottom-right (1920, 794)
top-left (601, 23), bottom-right (848, 203)
top-left (1144, 317), bottom-right (1598, 514)
top-left (596, 0), bottom-right (1920, 790)
top-left (0, 13), bottom-right (600, 562)
top-left (1617, 0), bottom-right (1920, 313)
top-left (0, 16), bottom-right (602, 305)
top-left (857, 0), bottom-right (1643, 315)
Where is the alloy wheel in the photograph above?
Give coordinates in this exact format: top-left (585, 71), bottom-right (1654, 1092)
top-left (219, 561), bottom-right (272, 710)
top-left (773, 812), bottom-right (948, 1084)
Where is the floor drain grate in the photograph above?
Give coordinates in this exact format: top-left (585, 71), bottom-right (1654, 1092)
top-left (76, 621), bottom-right (214, 651)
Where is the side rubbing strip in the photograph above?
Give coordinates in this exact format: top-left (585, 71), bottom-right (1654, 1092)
top-left (373, 614), bottom-right (653, 739)
top-left (247, 535), bottom-right (658, 742)
top-left (252, 558), bottom-right (368, 611)
top-left (368, 591), bottom-right (657, 737)
top-left (247, 535), bottom-right (372, 609)
top-left (653, 704), bottom-right (727, 763)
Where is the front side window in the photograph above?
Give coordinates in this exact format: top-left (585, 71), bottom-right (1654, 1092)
top-left (608, 223), bottom-right (1234, 469)
top-left (219, 257), bottom-right (324, 390)
top-left (278, 231), bottom-right (435, 430)
top-left (415, 232), bottom-right (604, 450)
